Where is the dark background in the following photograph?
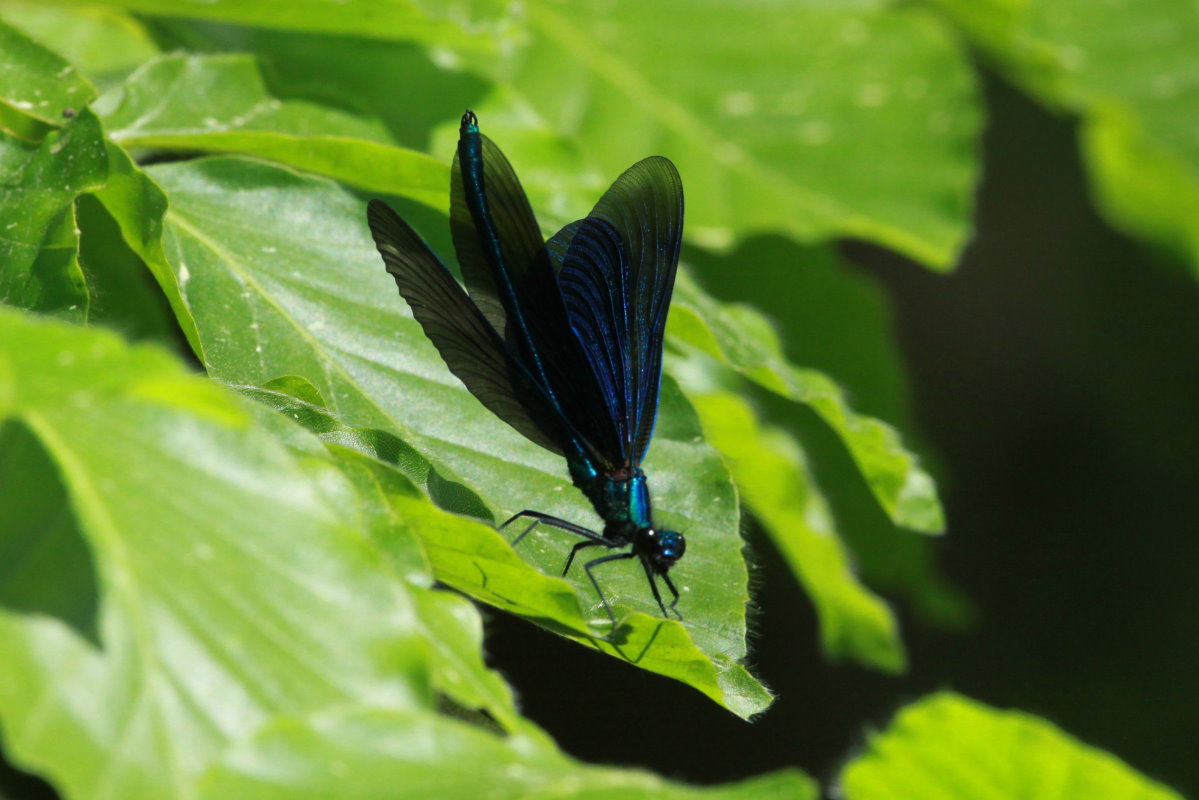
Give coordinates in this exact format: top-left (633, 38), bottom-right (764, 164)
top-left (3, 69), bottom-right (1195, 800)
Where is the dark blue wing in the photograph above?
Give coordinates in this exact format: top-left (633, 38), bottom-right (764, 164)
top-left (553, 218), bottom-right (634, 462)
top-left (451, 113), bottom-right (625, 470)
top-left (366, 199), bottom-right (569, 457)
top-left (550, 157), bottom-right (683, 466)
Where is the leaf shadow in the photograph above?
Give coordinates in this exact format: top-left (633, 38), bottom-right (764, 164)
top-left (0, 418), bottom-right (100, 647)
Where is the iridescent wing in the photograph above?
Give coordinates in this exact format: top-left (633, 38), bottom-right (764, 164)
top-left (549, 157), bottom-right (684, 465)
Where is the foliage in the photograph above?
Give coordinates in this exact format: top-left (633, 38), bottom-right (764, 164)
top-left (0, 1), bottom-right (1187, 798)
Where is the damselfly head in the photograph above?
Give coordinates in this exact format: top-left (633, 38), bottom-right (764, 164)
top-left (640, 528), bottom-right (686, 573)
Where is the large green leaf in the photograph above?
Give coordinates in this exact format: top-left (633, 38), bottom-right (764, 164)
top-left (0, 109), bottom-right (107, 320)
top-left (246, 376), bottom-right (768, 715)
top-left (685, 386), bottom-right (903, 671)
top-left (929, 0), bottom-right (1199, 271)
top-left (840, 692), bottom-right (1184, 799)
top-left (0, 2), bottom-right (159, 82)
top-left (0, 309), bottom-right (484, 797)
top-left (464, 0), bottom-right (980, 269)
top-left (0, 16), bottom-right (95, 125)
top-left (96, 53), bottom-right (448, 210)
top-left (195, 707), bottom-right (815, 800)
top-left (139, 3), bottom-right (981, 268)
top-left (110, 154), bottom-right (768, 717)
top-left (38, 0), bottom-right (513, 54)
top-left (0, 308), bottom-right (809, 799)
top-left (669, 269), bottom-right (944, 535)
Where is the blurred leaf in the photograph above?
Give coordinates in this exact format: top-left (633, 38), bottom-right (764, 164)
top-left (132, 21), bottom-right (491, 154)
top-left (464, 0), bottom-right (980, 268)
top-left (196, 707), bottom-right (816, 800)
top-left (668, 270), bottom-right (944, 535)
top-left (0, 309), bottom-right (445, 798)
top-left (930, 0), bottom-right (1199, 271)
top-left (0, 110), bottom-right (107, 320)
top-left (0, 16), bottom-right (95, 123)
top-left (684, 237), bottom-right (912, 428)
top-left (136, 155), bottom-right (768, 717)
top-left (0, 2), bottom-right (159, 83)
top-left (143, 3), bottom-right (981, 268)
top-left (840, 692), bottom-right (1185, 799)
top-left (679, 240), bottom-right (967, 627)
top-left (40, 0), bottom-right (514, 54)
top-left (685, 387), bottom-right (903, 672)
top-left (97, 53), bottom-right (448, 209)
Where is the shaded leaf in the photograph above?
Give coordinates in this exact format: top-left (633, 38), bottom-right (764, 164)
top-left (930, 0), bottom-right (1199, 271)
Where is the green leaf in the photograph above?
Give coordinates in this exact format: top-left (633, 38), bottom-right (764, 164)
top-left (929, 0), bottom-right (1199, 271)
top-left (196, 707), bottom-right (816, 800)
top-left (0, 309), bottom-right (451, 798)
top-left (246, 373), bottom-right (771, 716)
top-left (840, 692), bottom-right (1185, 800)
top-left (0, 109), bottom-right (107, 319)
top-left (0, 2), bottom-right (160, 82)
top-left (678, 239), bottom-right (966, 626)
top-left (668, 269), bottom-right (944, 535)
top-left (683, 237), bottom-right (913, 428)
top-left (466, 0), bottom-right (980, 268)
top-left (97, 53), bottom-right (448, 209)
top-left (146, 3), bottom-right (982, 267)
top-left (49, 0), bottom-right (513, 54)
top-left (0, 16), bottom-right (95, 123)
top-left (685, 387), bottom-right (903, 672)
top-left (140, 155), bottom-right (769, 717)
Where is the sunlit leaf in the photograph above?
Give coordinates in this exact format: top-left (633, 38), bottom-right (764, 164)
top-left (466, 0), bottom-right (980, 268)
top-left (35, 0), bottom-right (515, 54)
top-left (0, 309), bottom-right (439, 798)
top-left (117, 155), bottom-right (769, 717)
top-left (97, 53), bottom-right (448, 209)
top-left (196, 707), bottom-right (816, 800)
top-left (0, 2), bottom-right (159, 82)
top-left (0, 16), bottom-right (95, 124)
top-left (840, 692), bottom-right (1185, 800)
